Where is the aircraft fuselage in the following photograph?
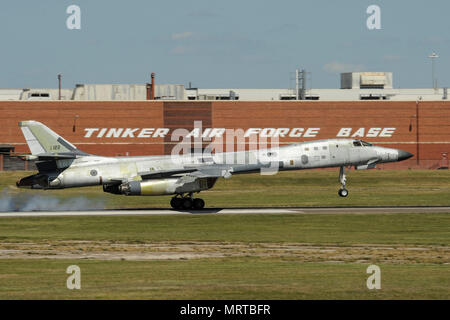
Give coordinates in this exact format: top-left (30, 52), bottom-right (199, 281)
top-left (17, 139), bottom-right (411, 196)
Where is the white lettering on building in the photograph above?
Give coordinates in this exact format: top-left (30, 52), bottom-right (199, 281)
top-left (366, 128), bottom-right (381, 137)
top-left (83, 127), bottom-right (396, 139)
top-left (154, 128), bottom-right (170, 137)
top-left (121, 128), bottom-right (139, 138)
top-left (304, 128), bottom-right (320, 137)
top-left (106, 128), bottom-right (124, 138)
top-left (379, 128), bottom-right (395, 137)
top-left (337, 128), bottom-right (396, 138)
top-left (337, 128), bottom-right (352, 137)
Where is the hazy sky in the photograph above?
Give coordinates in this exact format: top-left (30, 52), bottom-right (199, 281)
top-left (0, 0), bottom-right (449, 89)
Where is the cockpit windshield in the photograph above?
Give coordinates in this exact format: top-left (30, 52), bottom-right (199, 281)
top-left (353, 140), bottom-right (372, 147)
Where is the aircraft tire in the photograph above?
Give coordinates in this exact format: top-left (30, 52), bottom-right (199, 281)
top-left (193, 198), bottom-right (205, 210)
top-left (181, 197), bottom-right (193, 210)
top-left (170, 197), bottom-right (182, 209)
top-left (338, 188), bottom-right (349, 197)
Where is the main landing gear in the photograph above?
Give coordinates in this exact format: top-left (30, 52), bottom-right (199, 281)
top-left (338, 166), bottom-right (349, 197)
top-left (170, 193), bottom-right (205, 210)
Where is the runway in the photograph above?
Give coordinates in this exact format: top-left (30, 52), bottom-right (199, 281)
top-left (0, 206), bottom-right (450, 217)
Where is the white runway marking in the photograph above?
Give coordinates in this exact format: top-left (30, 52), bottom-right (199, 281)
top-left (0, 208), bottom-right (301, 217)
top-left (0, 207), bottom-right (449, 218)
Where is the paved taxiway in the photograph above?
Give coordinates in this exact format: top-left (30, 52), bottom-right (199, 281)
top-left (0, 206), bottom-right (450, 217)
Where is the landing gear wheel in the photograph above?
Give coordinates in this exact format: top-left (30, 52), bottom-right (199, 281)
top-left (338, 166), bottom-right (349, 197)
top-left (170, 197), bottom-right (182, 209)
top-left (181, 197), bottom-right (193, 210)
top-left (192, 198), bottom-right (205, 210)
top-left (338, 188), bottom-right (349, 197)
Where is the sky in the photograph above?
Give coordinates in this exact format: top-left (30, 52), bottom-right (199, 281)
top-left (0, 0), bottom-right (449, 89)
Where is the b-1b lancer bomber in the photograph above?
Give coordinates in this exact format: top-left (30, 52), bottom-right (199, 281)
top-left (13, 121), bottom-right (413, 209)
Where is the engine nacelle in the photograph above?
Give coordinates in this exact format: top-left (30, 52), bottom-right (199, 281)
top-left (103, 184), bottom-right (121, 195)
top-left (118, 178), bottom-right (217, 196)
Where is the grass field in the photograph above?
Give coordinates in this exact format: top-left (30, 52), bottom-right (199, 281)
top-left (0, 213), bottom-right (448, 299)
top-left (1, 259), bottom-right (448, 299)
top-left (0, 170), bottom-right (449, 299)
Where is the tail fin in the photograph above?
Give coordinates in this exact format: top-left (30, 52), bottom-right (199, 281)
top-left (19, 121), bottom-right (86, 155)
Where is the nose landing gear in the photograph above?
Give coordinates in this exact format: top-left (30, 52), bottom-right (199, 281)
top-left (338, 166), bottom-right (349, 197)
top-left (170, 193), bottom-right (205, 210)
top-left (338, 188), bottom-right (349, 197)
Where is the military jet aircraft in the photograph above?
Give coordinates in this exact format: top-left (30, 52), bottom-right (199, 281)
top-left (13, 121), bottom-right (413, 209)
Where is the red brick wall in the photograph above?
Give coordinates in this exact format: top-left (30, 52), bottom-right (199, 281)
top-left (1, 100), bottom-right (449, 169)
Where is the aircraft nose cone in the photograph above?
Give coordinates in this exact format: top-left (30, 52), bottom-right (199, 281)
top-left (398, 150), bottom-right (414, 161)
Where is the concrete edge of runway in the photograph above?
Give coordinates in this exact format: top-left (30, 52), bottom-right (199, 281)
top-left (0, 206), bottom-right (450, 218)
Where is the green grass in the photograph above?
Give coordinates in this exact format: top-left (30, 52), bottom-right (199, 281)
top-left (0, 213), bottom-right (448, 299)
top-left (0, 213), bottom-right (448, 245)
top-left (2, 169), bottom-right (450, 208)
top-left (0, 259), bottom-right (448, 299)
top-left (0, 170), bottom-right (449, 299)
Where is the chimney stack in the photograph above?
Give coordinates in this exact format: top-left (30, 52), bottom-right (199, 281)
top-left (146, 82), bottom-right (151, 100)
top-left (146, 73), bottom-right (156, 100)
top-left (151, 72), bottom-right (155, 100)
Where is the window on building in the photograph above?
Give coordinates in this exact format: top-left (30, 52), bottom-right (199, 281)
top-left (280, 96), bottom-right (296, 100)
top-left (360, 84), bottom-right (385, 89)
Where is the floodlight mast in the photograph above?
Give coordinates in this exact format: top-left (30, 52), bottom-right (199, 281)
top-left (428, 52), bottom-right (439, 92)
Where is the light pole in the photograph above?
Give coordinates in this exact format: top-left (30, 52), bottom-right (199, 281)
top-left (428, 52), bottom-right (439, 91)
top-left (57, 74), bottom-right (62, 100)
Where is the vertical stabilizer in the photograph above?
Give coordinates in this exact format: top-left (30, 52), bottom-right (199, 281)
top-left (19, 121), bottom-right (86, 155)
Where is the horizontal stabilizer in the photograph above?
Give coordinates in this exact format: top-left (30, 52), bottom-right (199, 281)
top-left (32, 153), bottom-right (78, 161)
top-left (139, 168), bottom-right (198, 180)
top-left (186, 164), bottom-right (235, 178)
top-left (0, 152), bottom-right (77, 161)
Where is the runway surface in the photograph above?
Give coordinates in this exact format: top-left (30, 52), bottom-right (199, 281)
top-left (0, 206), bottom-right (450, 217)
